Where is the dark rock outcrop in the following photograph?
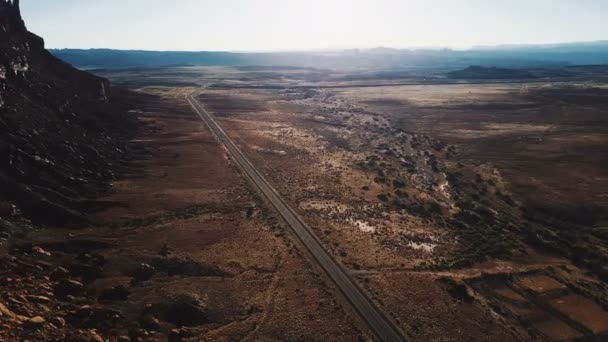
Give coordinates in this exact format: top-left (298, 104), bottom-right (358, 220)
top-left (0, 0), bottom-right (136, 225)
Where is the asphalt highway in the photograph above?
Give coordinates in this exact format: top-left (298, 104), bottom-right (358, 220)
top-left (187, 93), bottom-right (405, 342)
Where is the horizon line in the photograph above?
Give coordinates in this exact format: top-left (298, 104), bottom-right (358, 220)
top-left (46, 39), bottom-right (608, 54)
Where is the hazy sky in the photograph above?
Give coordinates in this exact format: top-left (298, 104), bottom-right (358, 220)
top-left (22, 0), bottom-right (608, 51)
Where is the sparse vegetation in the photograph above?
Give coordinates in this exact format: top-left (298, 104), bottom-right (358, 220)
top-left (4, 10), bottom-right (608, 339)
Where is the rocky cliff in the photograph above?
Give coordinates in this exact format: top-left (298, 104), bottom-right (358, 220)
top-left (0, 0), bottom-right (136, 224)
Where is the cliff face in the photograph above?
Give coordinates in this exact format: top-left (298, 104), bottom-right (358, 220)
top-left (0, 0), bottom-right (136, 224)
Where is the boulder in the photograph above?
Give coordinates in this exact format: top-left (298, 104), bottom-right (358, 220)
top-left (50, 316), bottom-right (66, 327)
top-left (26, 295), bottom-right (51, 304)
top-left (31, 246), bottom-right (51, 256)
top-left (54, 278), bottom-right (84, 298)
top-left (23, 316), bottom-right (45, 329)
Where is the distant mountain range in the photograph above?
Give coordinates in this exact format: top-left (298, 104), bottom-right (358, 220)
top-left (471, 40), bottom-right (608, 51)
top-left (50, 41), bottom-right (608, 71)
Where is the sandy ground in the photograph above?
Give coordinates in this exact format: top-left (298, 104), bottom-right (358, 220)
top-left (26, 86), bottom-right (368, 341)
top-left (193, 79), bottom-right (608, 341)
top-left (87, 67), bottom-right (608, 341)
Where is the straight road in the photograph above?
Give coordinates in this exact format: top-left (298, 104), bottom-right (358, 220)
top-left (187, 93), bottom-right (405, 342)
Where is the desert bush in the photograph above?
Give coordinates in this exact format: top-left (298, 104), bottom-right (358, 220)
top-left (150, 294), bottom-right (208, 326)
top-left (437, 277), bottom-right (473, 303)
top-left (392, 179), bottom-right (406, 188)
top-left (378, 193), bottom-right (389, 202)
